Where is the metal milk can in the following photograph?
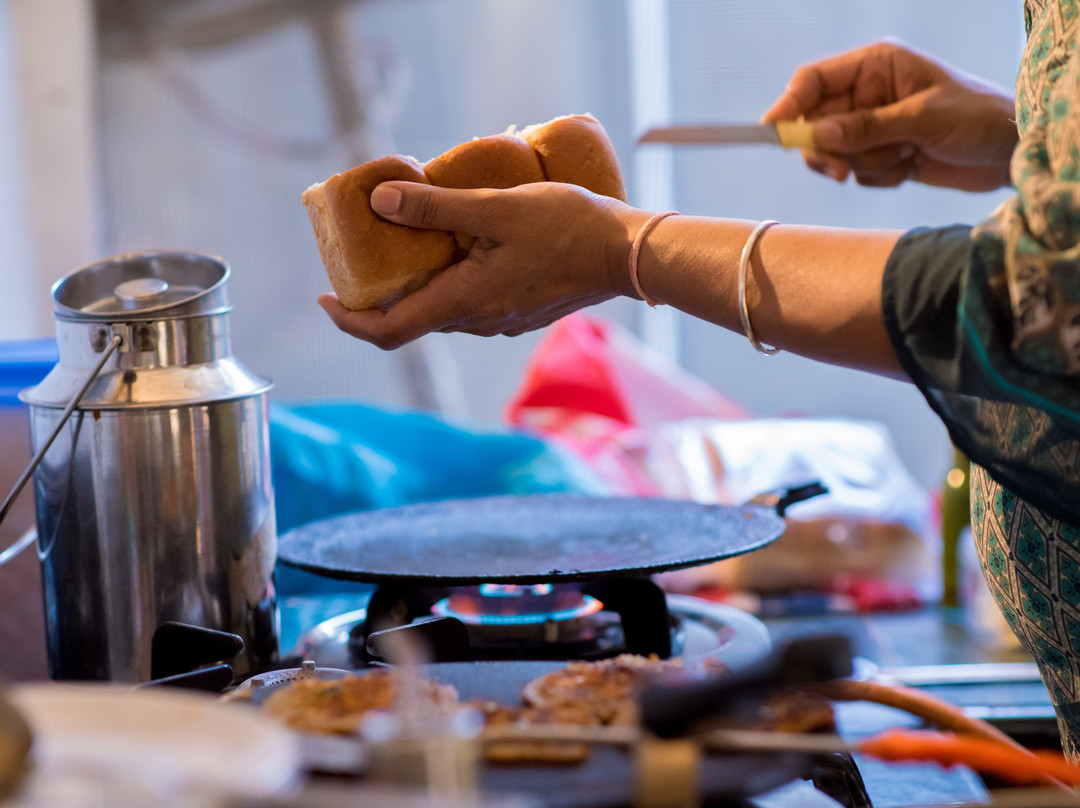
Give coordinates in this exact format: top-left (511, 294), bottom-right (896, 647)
top-left (18, 251), bottom-right (278, 682)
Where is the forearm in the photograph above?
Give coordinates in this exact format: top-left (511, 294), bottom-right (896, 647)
top-left (621, 212), bottom-right (907, 377)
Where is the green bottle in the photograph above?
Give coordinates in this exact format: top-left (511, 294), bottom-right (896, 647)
top-left (941, 447), bottom-right (970, 609)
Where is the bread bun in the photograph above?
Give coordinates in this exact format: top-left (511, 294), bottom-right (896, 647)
top-left (424, 133), bottom-right (545, 252)
top-left (423, 133), bottom-right (544, 189)
top-left (302, 154), bottom-right (456, 312)
top-left (518, 113), bottom-right (627, 203)
top-left (305, 114), bottom-right (625, 311)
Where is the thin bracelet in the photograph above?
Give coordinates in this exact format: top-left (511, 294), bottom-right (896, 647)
top-left (629, 211), bottom-right (680, 307)
top-left (737, 219), bottom-right (781, 355)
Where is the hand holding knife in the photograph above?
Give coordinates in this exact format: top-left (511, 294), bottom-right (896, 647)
top-left (636, 119), bottom-right (816, 150)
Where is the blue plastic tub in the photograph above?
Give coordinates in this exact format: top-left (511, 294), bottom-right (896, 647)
top-left (0, 339), bottom-right (58, 407)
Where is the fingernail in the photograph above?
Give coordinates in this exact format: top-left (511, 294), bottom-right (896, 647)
top-left (370, 184), bottom-right (402, 215)
top-left (899, 144), bottom-right (917, 161)
top-left (813, 119), bottom-right (843, 150)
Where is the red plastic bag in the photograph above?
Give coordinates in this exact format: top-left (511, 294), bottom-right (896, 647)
top-left (504, 313), bottom-right (748, 494)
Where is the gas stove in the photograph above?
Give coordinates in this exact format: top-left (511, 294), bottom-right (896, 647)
top-left (221, 496), bottom-right (1049, 808)
top-left (290, 580), bottom-right (771, 670)
top-left (251, 494), bottom-right (869, 807)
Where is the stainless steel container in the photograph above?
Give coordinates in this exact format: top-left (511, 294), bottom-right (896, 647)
top-left (19, 251), bottom-right (278, 682)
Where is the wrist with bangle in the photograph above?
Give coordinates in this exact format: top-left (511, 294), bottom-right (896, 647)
top-left (628, 211), bottom-right (680, 307)
top-left (737, 219), bottom-right (781, 355)
top-left (627, 211), bottom-right (782, 357)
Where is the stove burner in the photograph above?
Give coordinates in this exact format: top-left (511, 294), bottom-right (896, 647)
top-left (353, 577), bottom-right (677, 664)
top-left (431, 583), bottom-right (604, 626)
top-left (292, 587), bottom-right (773, 676)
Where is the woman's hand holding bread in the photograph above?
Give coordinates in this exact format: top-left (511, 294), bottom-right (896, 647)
top-left (318, 181), bottom-right (647, 348)
top-left (304, 113), bottom-right (627, 312)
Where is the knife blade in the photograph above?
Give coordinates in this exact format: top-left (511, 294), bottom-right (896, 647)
top-left (636, 120), bottom-right (816, 150)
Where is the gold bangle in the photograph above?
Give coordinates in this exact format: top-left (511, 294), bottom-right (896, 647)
top-left (629, 211), bottom-right (679, 307)
top-left (737, 220), bottom-right (781, 355)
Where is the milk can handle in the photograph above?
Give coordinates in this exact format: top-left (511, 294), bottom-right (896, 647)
top-left (0, 334), bottom-right (122, 564)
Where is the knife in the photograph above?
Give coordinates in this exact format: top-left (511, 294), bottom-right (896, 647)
top-left (637, 120), bottom-right (816, 150)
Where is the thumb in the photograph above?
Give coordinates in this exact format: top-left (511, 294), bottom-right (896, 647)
top-left (812, 99), bottom-right (922, 154)
top-left (370, 181), bottom-right (482, 233)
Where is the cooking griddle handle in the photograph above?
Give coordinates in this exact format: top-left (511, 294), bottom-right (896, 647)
top-left (747, 481), bottom-right (828, 518)
top-left (640, 633), bottom-right (854, 739)
top-left (775, 482), bottom-right (828, 516)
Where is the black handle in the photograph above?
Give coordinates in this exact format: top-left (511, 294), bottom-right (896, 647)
top-left (640, 633), bottom-right (853, 739)
top-left (774, 482), bottom-right (829, 516)
top-left (150, 621), bottom-right (245, 681)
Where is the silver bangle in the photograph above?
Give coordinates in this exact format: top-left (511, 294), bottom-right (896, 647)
top-left (737, 219), bottom-right (781, 355)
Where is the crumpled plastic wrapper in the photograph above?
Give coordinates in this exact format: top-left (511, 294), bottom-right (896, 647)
top-left (644, 418), bottom-right (937, 599)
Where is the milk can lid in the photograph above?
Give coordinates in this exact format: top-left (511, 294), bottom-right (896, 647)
top-left (51, 251), bottom-right (231, 320)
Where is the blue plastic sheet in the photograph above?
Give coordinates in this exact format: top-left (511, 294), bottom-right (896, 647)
top-left (0, 339), bottom-right (57, 407)
top-left (269, 401), bottom-right (610, 597)
top-left (270, 400), bottom-right (608, 534)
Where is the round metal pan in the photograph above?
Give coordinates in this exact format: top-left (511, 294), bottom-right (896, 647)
top-left (276, 494), bottom-right (785, 585)
top-left (239, 660), bottom-right (832, 807)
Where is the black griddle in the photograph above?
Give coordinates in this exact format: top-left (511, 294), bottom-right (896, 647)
top-left (276, 494), bottom-right (787, 585)
top-left (245, 660), bottom-right (843, 807)
top-left (429, 661), bottom-right (838, 807)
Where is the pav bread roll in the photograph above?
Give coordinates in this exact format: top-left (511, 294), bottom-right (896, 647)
top-left (423, 133), bottom-right (545, 252)
top-left (423, 133), bottom-right (545, 189)
top-left (302, 154), bottom-right (456, 312)
top-left (305, 113), bottom-right (625, 311)
top-left (515, 113), bottom-right (627, 203)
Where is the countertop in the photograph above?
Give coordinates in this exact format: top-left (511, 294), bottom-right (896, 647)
top-left (764, 607), bottom-right (1052, 808)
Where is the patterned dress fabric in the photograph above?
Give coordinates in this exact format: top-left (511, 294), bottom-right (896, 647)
top-left (875, 0), bottom-right (1080, 758)
top-left (970, 465), bottom-right (1080, 758)
top-left (967, 0), bottom-right (1080, 756)
top-left (914, 0), bottom-right (1080, 757)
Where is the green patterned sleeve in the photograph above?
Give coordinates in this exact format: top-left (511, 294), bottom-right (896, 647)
top-left (873, 0), bottom-right (1080, 521)
top-left (882, 221), bottom-right (1080, 525)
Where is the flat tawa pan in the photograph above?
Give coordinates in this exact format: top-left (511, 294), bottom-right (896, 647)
top-left (244, 660), bottom-right (827, 807)
top-left (276, 494), bottom-right (785, 585)
top-left (430, 661), bottom-right (822, 807)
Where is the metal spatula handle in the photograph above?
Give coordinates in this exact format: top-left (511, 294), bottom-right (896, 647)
top-left (0, 334), bottom-right (121, 563)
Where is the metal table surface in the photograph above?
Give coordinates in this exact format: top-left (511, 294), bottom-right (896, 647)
top-left (763, 606), bottom-right (1053, 808)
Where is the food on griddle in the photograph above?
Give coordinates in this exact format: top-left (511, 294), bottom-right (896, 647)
top-left (303, 113), bottom-right (626, 312)
top-left (258, 654), bottom-right (835, 769)
top-left (522, 654), bottom-right (692, 726)
top-left (261, 669), bottom-right (459, 735)
top-left (475, 700), bottom-right (594, 765)
top-left (476, 655), bottom-right (692, 766)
